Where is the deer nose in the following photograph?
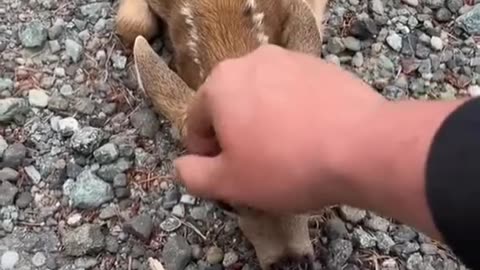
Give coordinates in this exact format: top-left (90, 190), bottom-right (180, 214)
top-left (269, 254), bottom-right (315, 270)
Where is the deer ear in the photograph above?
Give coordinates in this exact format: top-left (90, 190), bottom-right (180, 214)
top-left (133, 35), bottom-right (195, 138)
top-left (280, 0), bottom-right (324, 57)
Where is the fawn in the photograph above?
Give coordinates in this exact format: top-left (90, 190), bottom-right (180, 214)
top-left (115, 0), bottom-right (330, 269)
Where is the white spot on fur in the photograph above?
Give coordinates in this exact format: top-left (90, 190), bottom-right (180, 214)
top-left (181, 3), bottom-right (204, 79)
top-left (245, 0), bottom-right (269, 44)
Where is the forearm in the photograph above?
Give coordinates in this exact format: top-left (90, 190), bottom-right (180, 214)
top-left (344, 98), bottom-right (468, 240)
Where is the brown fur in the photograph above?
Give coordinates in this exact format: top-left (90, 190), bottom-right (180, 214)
top-left (117, 0), bottom-right (330, 269)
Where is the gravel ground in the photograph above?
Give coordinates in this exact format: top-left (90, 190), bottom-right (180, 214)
top-left (0, 0), bottom-right (478, 269)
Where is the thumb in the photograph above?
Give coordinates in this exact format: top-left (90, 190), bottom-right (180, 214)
top-left (174, 154), bottom-right (225, 199)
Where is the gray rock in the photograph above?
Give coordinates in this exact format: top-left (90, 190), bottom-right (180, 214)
top-left (364, 214), bottom-right (390, 231)
top-left (352, 227), bottom-right (376, 248)
top-left (96, 158), bottom-right (132, 182)
top-left (456, 4), bottom-right (480, 34)
top-left (74, 98), bottom-right (95, 114)
top-left (0, 98), bottom-right (29, 123)
top-left (163, 235), bottom-right (193, 270)
top-left (447, 0), bottom-right (463, 13)
top-left (406, 253), bottom-right (423, 270)
top-left (48, 95), bottom-right (69, 111)
top-left (130, 108), bottom-right (160, 139)
top-left (386, 32), bottom-right (403, 52)
top-left (222, 251), bottom-right (238, 268)
top-left (15, 191), bottom-right (33, 208)
top-left (375, 231), bottom-right (396, 253)
top-left (430, 36), bottom-right (443, 51)
top-left (343, 36), bottom-right (361, 51)
top-left (60, 84), bottom-right (74, 96)
top-left (190, 206), bottom-right (208, 220)
top-left (20, 21), bottom-right (47, 48)
top-left (339, 205), bottom-right (366, 224)
top-left (24, 165), bottom-right (41, 184)
top-left (326, 37), bottom-right (345, 54)
top-left (0, 181), bottom-right (18, 206)
top-left (62, 224), bottom-right (105, 256)
top-left (80, 2), bottom-right (110, 19)
top-left (0, 136), bottom-right (6, 157)
top-left (420, 243), bottom-right (438, 255)
top-left (369, 0), bottom-right (384, 14)
top-left (325, 217), bottom-right (349, 240)
top-left (113, 173), bottom-right (127, 187)
top-left (65, 39), bottom-right (84, 63)
top-left (1, 251), bottom-right (19, 270)
top-left (32, 252), bottom-right (47, 267)
top-left (58, 117), bottom-right (79, 137)
top-left (134, 148), bottom-right (157, 169)
top-left (0, 78), bottom-right (13, 92)
top-left (70, 127), bottom-right (104, 155)
top-left (424, 0), bottom-right (445, 8)
top-left (402, 0), bottom-right (418, 6)
top-left (70, 170), bottom-right (114, 209)
top-left (0, 168), bottom-right (19, 182)
top-left (327, 239), bottom-right (353, 269)
top-left (436, 8), bottom-right (452, 22)
top-left (351, 52), bottom-right (364, 67)
top-left (172, 204), bottom-right (185, 218)
top-left (124, 214), bottom-right (153, 241)
top-left (2, 143), bottom-right (26, 168)
top-left (74, 257), bottom-right (98, 268)
top-left (93, 143), bottom-right (119, 164)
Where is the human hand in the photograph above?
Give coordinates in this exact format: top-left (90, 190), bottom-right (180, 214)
top-left (174, 44), bottom-right (387, 213)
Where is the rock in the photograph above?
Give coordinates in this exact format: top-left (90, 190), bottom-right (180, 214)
top-left (70, 170), bottom-right (114, 209)
top-left (339, 205), bottom-right (366, 224)
top-left (325, 217), bottom-right (349, 240)
top-left (456, 4), bottom-right (480, 35)
top-left (130, 108), bottom-right (160, 139)
top-left (113, 173), bottom-right (127, 187)
top-left (74, 98), bottom-right (95, 114)
top-left (96, 158), bottom-right (132, 182)
top-left (172, 204), bottom-right (185, 218)
top-left (447, 0), bottom-right (463, 13)
top-left (32, 252), bottom-right (47, 267)
top-left (430, 36), bottom-right (443, 51)
top-left (468, 85), bottom-right (480, 97)
top-left (65, 39), bottom-right (84, 63)
top-left (406, 253), bottom-right (423, 270)
top-left (1, 251), bottom-right (19, 269)
top-left (386, 32), bottom-right (403, 52)
top-left (112, 53), bottom-right (127, 70)
top-left (70, 127), bottom-right (104, 155)
top-left (0, 136), bottom-right (6, 157)
top-left (124, 214), bottom-right (153, 241)
top-left (369, 0), bottom-right (384, 14)
top-left (327, 239), bottom-right (353, 269)
top-left (62, 224), bottom-right (105, 256)
top-left (93, 143), bottom-right (119, 164)
top-left (351, 52), bottom-right (364, 67)
top-left (15, 191), bottom-right (33, 208)
top-left (0, 78), bottom-right (13, 92)
top-left (162, 235), bottom-right (193, 270)
top-left (20, 21), bottom-right (47, 48)
top-left (343, 36), bottom-right (361, 51)
top-left (402, 0), bottom-right (418, 6)
top-left (159, 216), bottom-right (182, 232)
top-left (0, 98), bottom-right (29, 123)
top-left (24, 165), bottom-right (41, 184)
top-left (190, 206), bottom-right (208, 220)
top-left (48, 95), bottom-right (69, 111)
top-left (206, 246), bottom-right (224, 264)
top-left (352, 227), bottom-right (377, 249)
top-left (375, 231), bottom-right (396, 253)
top-left (326, 37), bottom-right (345, 54)
top-left (222, 251), bottom-right (238, 267)
top-left (364, 214), bottom-right (390, 231)
top-left (58, 117), bottom-right (80, 137)
top-left (80, 2), bottom-right (110, 19)
top-left (0, 180), bottom-right (18, 206)
top-left (436, 8), bottom-right (452, 22)
top-left (2, 143), bottom-right (26, 168)
top-left (67, 213), bottom-right (83, 226)
top-left (180, 194), bottom-right (196, 205)
top-left (0, 168), bottom-right (19, 182)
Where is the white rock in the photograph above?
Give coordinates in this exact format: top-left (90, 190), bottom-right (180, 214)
top-left (402, 0), bottom-right (418, 6)
top-left (1, 251), bottom-right (19, 270)
top-left (57, 117), bottom-right (79, 137)
top-left (430, 36), bottom-right (443, 51)
top-left (24, 165), bottom-right (41, 184)
top-left (28, 89), bottom-right (49, 108)
top-left (468, 85), bottom-right (480, 97)
top-left (386, 32), bottom-right (402, 52)
top-left (31, 252), bottom-right (46, 267)
top-left (67, 213), bottom-right (82, 226)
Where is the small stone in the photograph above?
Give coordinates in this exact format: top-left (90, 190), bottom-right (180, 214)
top-left (70, 170), bottom-right (114, 209)
top-left (223, 251), bottom-right (239, 268)
top-left (60, 84), bottom-right (74, 96)
top-left (65, 39), bottom-right (84, 63)
top-left (124, 214), bottom-right (154, 241)
top-left (326, 37), bottom-right (345, 54)
top-left (24, 165), bottom-right (41, 184)
top-left (386, 32), bottom-right (403, 52)
top-left (130, 108), bottom-right (160, 139)
top-left (74, 98), bottom-right (95, 114)
top-left (62, 223), bottom-right (105, 256)
top-left (375, 231), bottom-right (396, 253)
top-left (94, 143), bottom-right (119, 164)
top-left (58, 117), bottom-right (80, 137)
top-left (420, 243), bottom-right (438, 255)
top-left (382, 258), bottom-right (398, 270)
top-left (349, 17), bottom-right (378, 40)
top-left (162, 235), bottom-right (193, 270)
top-left (447, 0), bottom-right (463, 13)
top-left (20, 21), bottom-right (47, 48)
top-left (113, 173), bottom-right (127, 187)
top-left (71, 127), bottom-right (104, 155)
top-left (67, 213), bottom-right (83, 226)
top-left (352, 227), bottom-right (376, 248)
top-left (468, 85), bottom-right (480, 97)
top-left (32, 252), bottom-right (47, 267)
top-left (351, 52), bottom-right (364, 67)
top-left (364, 214), bottom-right (390, 231)
top-left (402, 0), bottom-right (418, 6)
top-left (190, 206), bottom-right (208, 220)
top-left (49, 40), bottom-right (61, 53)
top-left (339, 205), bottom-right (366, 224)
top-left (327, 239), bottom-right (353, 269)
top-left (15, 191), bottom-right (32, 209)
top-left (112, 53), bottom-right (127, 70)
top-left (80, 2), bottom-right (110, 19)
top-left (180, 194), bottom-right (196, 205)
top-left (369, 0), bottom-right (384, 14)
top-left (2, 143), bottom-right (26, 169)
top-left (0, 168), bottom-right (19, 182)
top-left (115, 187), bottom-right (131, 200)
top-left (28, 89), bottom-right (49, 108)
top-left (1, 251), bottom-right (19, 269)
top-left (160, 217), bottom-right (182, 232)
top-left (456, 4), bottom-right (480, 35)
top-left (172, 204), bottom-right (186, 218)
top-left (430, 36), bottom-right (443, 51)
top-left (0, 98), bottom-right (29, 123)
top-left (206, 246), bottom-right (224, 265)
top-left (343, 36), bottom-right (361, 51)
top-left (406, 253), bottom-right (423, 270)
top-left (436, 8), bottom-right (452, 22)
top-left (48, 96), bottom-right (69, 111)
top-left (325, 217), bottom-right (349, 240)
top-left (96, 158), bottom-right (132, 182)
top-left (0, 79), bottom-right (13, 92)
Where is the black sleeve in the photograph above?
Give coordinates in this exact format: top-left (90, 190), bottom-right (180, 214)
top-left (425, 97), bottom-right (480, 269)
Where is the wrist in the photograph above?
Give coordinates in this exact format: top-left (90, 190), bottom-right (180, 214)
top-left (342, 98), bottom-right (467, 240)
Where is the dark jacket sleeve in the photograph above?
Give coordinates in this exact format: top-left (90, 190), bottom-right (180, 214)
top-left (425, 97), bottom-right (480, 269)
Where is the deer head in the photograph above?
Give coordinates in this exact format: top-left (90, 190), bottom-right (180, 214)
top-left (118, 0), bottom-right (328, 268)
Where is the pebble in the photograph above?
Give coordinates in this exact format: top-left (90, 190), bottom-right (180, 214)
top-left (222, 251), bottom-right (239, 267)
top-left (124, 214), bottom-right (154, 241)
top-left (162, 235), bottom-right (193, 270)
top-left (1, 251), bottom-right (19, 269)
top-left (343, 36), bottom-right (361, 51)
top-left (0, 168), bottom-right (19, 182)
top-left (93, 143), bottom-right (119, 164)
top-left (65, 39), bottom-right (84, 63)
top-left (180, 194), bottom-right (196, 205)
top-left (70, 169), bottom-right (114, 209)
top-left (0, 136), bottom-right (6, 157)
top-left (402, 0), bottom-right (418, 6)
top-left (32, 252), bottom-right (47, 267)
top-left (430, 36), bottom-right (443, 51)
top-left (0, 79), bottom-right (13, 92)
top-left (62, 223), bottom-right (105, 256)
top-left (0, 98), bottom-right (29, 123)
top-left (130, 108), bottom-right (160, 139)
top-left (386, 32), bottom-right (403, 52)
top-left (339, 205), bottom-right (366, 224)
top-left (24, 165), bottom-right (41, 184)
top-left (172, 204), bottom-right (186, 218)
top-left (58, 117), bottom-right (80, 137)
top-left (206, 246), bottom-right (224, 264)
top-left (15, 192), bottom-right (32, 209)
top-left (468, 85), bottom-right (480, 97)
top-left (20, 20), bottom-right (47, 48)
top-left (2, 143), bottom-right (26, 169)
top-left (113, 173), bottom-right (127, 187)
top-left (67, 213), bottom-right (83, 226)
top-left (70, 127), bottom-right (104, 155)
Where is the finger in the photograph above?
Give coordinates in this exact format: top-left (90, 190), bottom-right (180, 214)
top-left (185, 91), bottom-right (221, 156)
top-left (173, 154), bottom-right (226, 199)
